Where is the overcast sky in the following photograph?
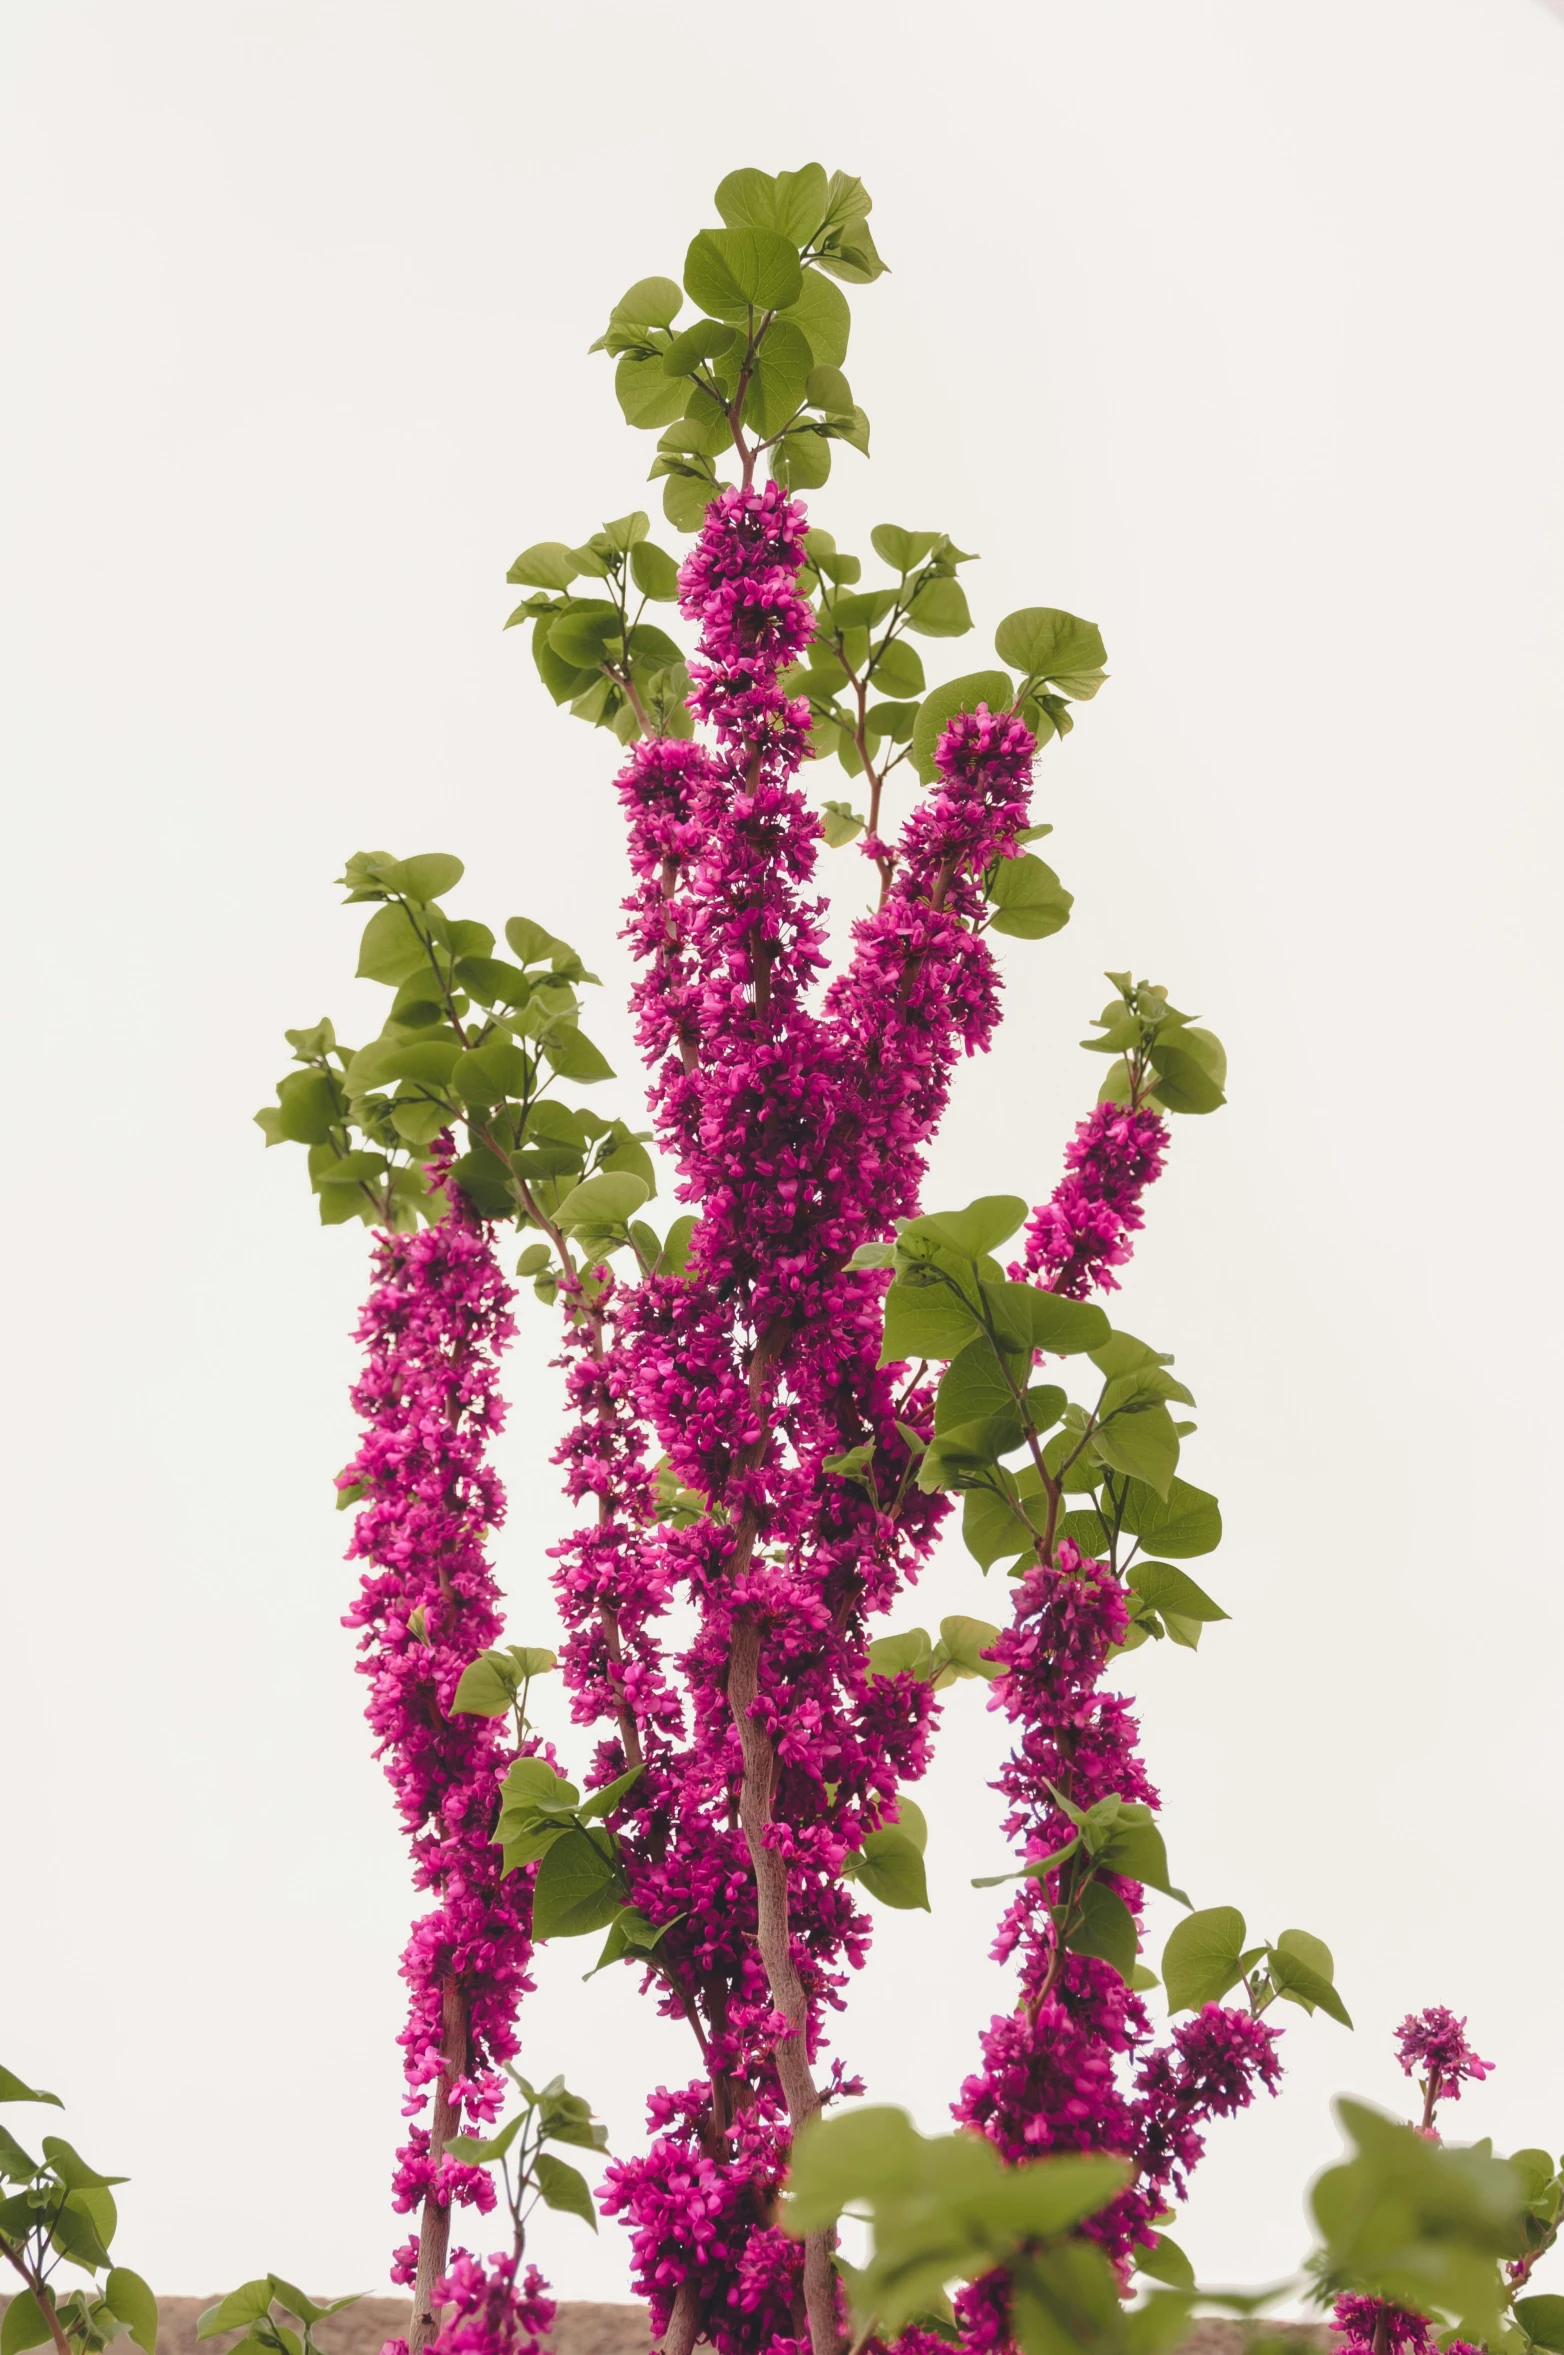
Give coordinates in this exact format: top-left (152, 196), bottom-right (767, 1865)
top-left (4, 0), bottom-right (1563, 2316)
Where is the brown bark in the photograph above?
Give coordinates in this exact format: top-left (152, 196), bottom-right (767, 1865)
top-left (408, 1976), bottom-right (468, 2355)
top-left (726, 1610), bottom-right (841, 2355)
top-left (658, 2277), bottom-right (703, 2355)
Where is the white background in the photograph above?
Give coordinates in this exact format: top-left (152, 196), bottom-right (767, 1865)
top-left (3, 0), bottom-right (1562, 2314)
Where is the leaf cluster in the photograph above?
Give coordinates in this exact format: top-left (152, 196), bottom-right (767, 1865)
top-left (492, 1759), bottom-right (683, 1979)
top-left (849, 1192), bottom-right (1213, 1587)
top-left (1310, 2100), bottom-right (1530, 2345)
top-left (0, 2068), bottom-right (156, 2355)
top-left (506, 510), bottom-right (693, 747)
top-left (254, 853), bottom-right (668, 1274)
top-left (1082, 974), bottom-right (1227, 1117)
top-left (442, 2068), bottom-right (609, 2239)
top-left (196, 2282), bottom-right (361, 2355)
top-left (1160, 1910), bottom-right (1351, 2026)
top-left (590, 165), bottom-right (883, 538)
top-left (783, 2104), bottom-right (1168, 2355)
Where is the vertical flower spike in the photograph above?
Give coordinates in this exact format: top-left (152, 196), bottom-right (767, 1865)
top-left (341, 1188), bottom-right (547, 2355)
top-left (952, 1041), bottom-right (1279, 2348)
top-left (1018, 1102), bottom-right (1169, 1299)
top-left (951, 1545), bottom-right (1282, 2298)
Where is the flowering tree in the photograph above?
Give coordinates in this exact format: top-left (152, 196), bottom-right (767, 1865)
top-left (233, 160), bottom-right (1564, 2355)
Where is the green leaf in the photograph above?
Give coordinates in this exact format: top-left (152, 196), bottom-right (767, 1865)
top-left (935, 1339), bottom-right (1019, 1434)
top-left (534, 2150), bottom-right (598, 2231)
top-left (386, 854), bottom-right (459, 905)
top-left (903, 1195), bottom-right (1028, 1259)
top-left (880, 1277), bottom-right (981, 1366)
top-left (507, 541), bottom-right (580, 591)
top-left (450, 1652), bottom-right (520, 1717)
top-left (852, 1827), bottom-right (930, 1911)
top-left (815, 215), bottom-right (887, 286)
top-left (1133, 2232), bottom-right (1196, 2291)
top-left (910, 672), bottom-right (1014, 783)
top-left (994, 608), bottom-right (1107, 681)
top-left (1115, 1476), bottom-right (1222, 1559)
top-left (820, 799), bottom-right (865, 847)
top-left (505, 914), bottom-right (577, 968)
top-left (663, 470), bottom-right (727, 534)
top-left (531, 1827), bottom-right (624, 1939)
top-left (577, 1764), bottom-right (644, 1823)
top-left (937, 1615), bottom-right (1004, 1681)
top-left (1128, 1562), bottom-right (1227, 1623)
top-left (988, 853), bottom-right (1073, 941)
top-left (783, 2104), bottom-right (926, 2234)
top-left (962, 1481), bottom-right (1040, 1572)
top-left (714, 167), bottom-right (781, 230)
top-left (105, 2270), bottom-right (159, 2355)
top-left (1162, 1907), bottom-right (1248, 2012)
top-left (744, 319), bottom-right (814, 435)
top-left (890, 1796), bottom-right (928, 1854)
top-left (770, 431), bottom-right (832, 493)
top-left (449, 1148), bottom-right (515, 1218)
top-left (452, 1038), bottom-right (529, 1107)
top-left (1266, 1944), bottom-right (1352, 2028)
top-left (42, 2138), bottom-right (123, 2194)
top-left (868, 638), bottom-right (925, 697)
top-left (554, 1172), bottom-right (651, 1231)
top-left (1147, 1042), bottom-right (1227, 1116)
top-left (1095, 1810), bottom-right (1190, 1905)
top-left (606, 275), bottom-right (683, 332)
top-left (629, 541), bottom-right (682, 599)
top-left (777, 268), bottom-right (851, 367)
top-left (806, 364), bottom-right (853, 412)
top-left (871, 525), bottom-right (940, 573)
top-left (541, 1024), bottom-right (615, 1083)
top-left (1009, 2242), bottom-right (1126, 2355)
top-left (500, 1756), bottom-right (579, 1813)
top-left (827, 588), bottom-right (899, 632)
top-left (600, 510), bottom-right (650, 551)
top-left (1066, 1881), bottom-right (1139, 1982)
top-left (684, 227), bottom-right (802, 321)
top-left (866, 1626), bottom-right (934, 1680)
top-left (981, 1281), bottom-right (1111, 1357)
top-left (547, 601), bottom-right (623, 668)
top-left (1517, 2298), bottom-right (1564, 2352)
top-left (615, 352), bottom-right (690, 430)
top-left (357, 899), bottom-right (432, 984)
top-left (866, 698), bottom-right (919, 743)
top-left (1092, 1402), bottom-right (1180, 1500)
top-left (587, 1904), bottom-right (682, 1977)
top-left (904, 577), bottom-right (973, 639)
top-left (532, 615), bottom-right (599, 702)
top-left (198, 2283), bottom-right (276, 2338)
top-left (0, 2068), bottom-right (62, 2107)
top-left (1, 2294), bottom-right (52, 2355)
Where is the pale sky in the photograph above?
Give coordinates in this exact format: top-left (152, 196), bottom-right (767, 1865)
top-left (3, 0), bottom-right (1562, 2314)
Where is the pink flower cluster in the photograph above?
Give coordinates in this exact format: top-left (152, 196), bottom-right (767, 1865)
top-left (340, 1186), bottom-right (545, 2310)
top-left (1331, 2297), bottom-right (1479, 2355)
top-left (1018, 1101), bottom-right (1168, 1298)
top-left (428, 2252), bottom-right (556, 2355)
top-left (1394, 2007), bottom-right (1493, 2107)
